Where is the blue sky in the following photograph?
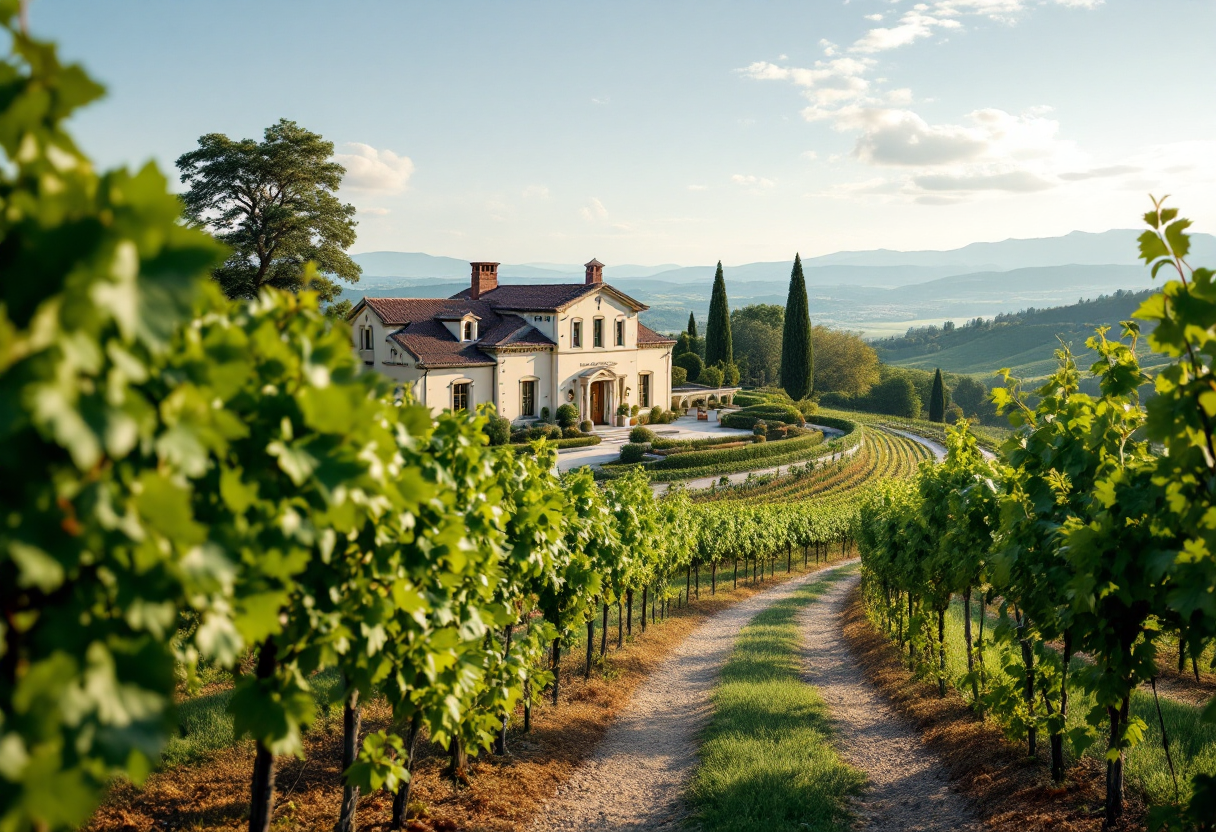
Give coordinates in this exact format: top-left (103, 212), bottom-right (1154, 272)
top-left (33, 0), bottom-right (1216, 264)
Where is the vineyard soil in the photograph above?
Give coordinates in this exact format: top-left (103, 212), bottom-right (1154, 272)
top-left (527, 560), bottom-right (858, 832)
top-left (841, 584), bottom-right (1142, 832)
top-left (88, 558), bottom-right (848, 831)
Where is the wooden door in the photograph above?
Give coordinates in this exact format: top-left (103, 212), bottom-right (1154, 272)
top-left (590, 382), bottom-right (604, 424)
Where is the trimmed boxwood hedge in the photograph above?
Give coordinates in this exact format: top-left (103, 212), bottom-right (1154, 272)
top-left (651, 433), bottom-right (754, 451)
top-left (720, 403), bottom-right (804, 430)
top-left (597, 430), bottom-right (860, 483)
top-left (510, 435), bottom-right (601, 454)
top-left (645, 430), bottom-right (823, 471)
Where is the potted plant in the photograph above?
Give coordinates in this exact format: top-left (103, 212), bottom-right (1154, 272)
top-left (616, 403), bottom-right (630, 427)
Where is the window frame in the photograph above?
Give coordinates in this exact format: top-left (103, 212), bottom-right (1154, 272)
top-left (638, 372), bottom-right (651, 408)
top-left (615, 318), bottom-right (625, 347)
top-left (452, 382), bottom-right (471, 412)
top-left (572, 319), bottom-right (583, 348)
top-left (593, 317), bottom-right (604, 348)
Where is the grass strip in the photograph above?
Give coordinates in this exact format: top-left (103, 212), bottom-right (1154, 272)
top-left (688, 565), bottom-right (864, 832)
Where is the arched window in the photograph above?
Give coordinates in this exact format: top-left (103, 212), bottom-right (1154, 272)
top-left (463, 321), bottom-right (475, 341)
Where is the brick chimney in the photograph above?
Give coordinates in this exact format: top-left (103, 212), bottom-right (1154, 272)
top-left (470, 262), bottom-right (499, 300)
top-left (585, 258), bottom-right (604, 285)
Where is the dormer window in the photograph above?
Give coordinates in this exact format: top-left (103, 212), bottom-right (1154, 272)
top-left (463, 320), bottom-right (477, 341)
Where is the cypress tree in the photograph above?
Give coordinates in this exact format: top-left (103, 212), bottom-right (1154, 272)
top-left (704, 261), bottom-right (732, 367)
top-left (929, 368), bottom-right (946, 422)
top-left (687, 312), bottom-right (697, 338)
top-left (779, 253), bottom-right (813, 400)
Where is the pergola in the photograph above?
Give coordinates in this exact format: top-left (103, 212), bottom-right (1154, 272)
top-left (671, 383), bottom-right (741, 410)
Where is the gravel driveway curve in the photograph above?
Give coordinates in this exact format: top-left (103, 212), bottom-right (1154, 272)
top-left (801, 573), bottom-right (982, 831)
top-left (527, 561), bottom-right (858, 832)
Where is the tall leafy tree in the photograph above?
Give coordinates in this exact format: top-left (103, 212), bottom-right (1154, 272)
top-left (704, 261), bottom-right (733, 367)
top-left (687, 312), bottom-right (697, 338)
top-left (929, 368), bottom-right (946, 422)
top-left (780, 254), bottom-right (813, 399)
top-left (176, 118), bottom-right (361, 302)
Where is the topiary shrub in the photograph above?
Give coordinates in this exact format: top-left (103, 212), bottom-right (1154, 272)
top-left (699, 365), bottom-right (723, 389)
top-left (649, 405), bottom-right (663, 424)
top-left (545, 424), bottom-right (564, 440)
top-left (674, 352), bottom-right (702, 382)
top-left (672, 366), bottom-right (688, 386)
top-left (556, 403), bottom-right (579, 428)
top-left (631, 404), bottom-right (640, 417)
top-left (540, 406), bottom-right (551, 422)
top-left (630, 426), bottom-right (656, 444)
top-left (563, 427), bottom-right (584, 439)
top-left (579, 419), bottom-right (594, 433)
top-left (483, 414), bottom-right (511, 446)
top-left (619, 443), bottom-right (650, 464)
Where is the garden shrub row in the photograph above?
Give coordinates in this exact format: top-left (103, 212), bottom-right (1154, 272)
top-left (598, 430), bottom-right (860, 483)
top-left (651, 433), bottom-right (754, 451)
top-left (512, 435), bottom-right (602, 454)
top-left (720, 403), bottom-right (805, 430)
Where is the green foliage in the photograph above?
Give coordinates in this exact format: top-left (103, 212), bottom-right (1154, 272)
top-left (811, 326), bottom-right (880, 398)
top-left (687, 311), bottom-right (698, 338)
top-left (705, 261), bottom-right (733, 367)
top-left (731, 305), bottom-right (783, 387)
top-left (630, 426), bottom-right (657, 444)
top-left (700, 365), bottom-right (724, 389)
top-left (720, 403), bottom-right (805, 431)
top-left (620, 443), bottom-right (650, 464)
top-left (674, 352), bottom-right (703, 383)
top-left (0, 20), bottom-right (227, 827)
top-left (858, 202), bottom-right (1216, 825)
top-left (780, 254), bottom-right (814, 400)
top-left (555, 403), bottom-right (579, 428)
top-left (483, 412), bottom-right (511, 445)
top-left (928, 369), bottom-right (945, 423)
top-left (510, 435), bottom-right (601, 454)
top-left (176, 118), bottom-right (360, 302)
top-left (672, 365), bottom-right (689, 387)
top-left (579, 419), bottom-right (594, 433)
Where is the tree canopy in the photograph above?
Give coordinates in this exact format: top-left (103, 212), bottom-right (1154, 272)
top-left (176, 118), bottom-right (361, 303)
top-left (929, 368), bottom-right (946, 422)
top-left (779, 254), bottom-right (813, 400)
top-left (705, 261), bottom-right (733, 367)
top-left (731, 309), bottom-right (783, 387)
top-left (811, 325), bottom-right (880, 398)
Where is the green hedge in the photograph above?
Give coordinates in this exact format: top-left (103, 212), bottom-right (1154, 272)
top-left (807, 415), bottom-right (856, 434)
top-left (597, 431), bottom-right (859, 483)
top-left (511, 436), bottom-right (602, 454)
top-left (720, 403), bottom-right (804, 430)
top-left (651, 433), bottom-right (755, 451)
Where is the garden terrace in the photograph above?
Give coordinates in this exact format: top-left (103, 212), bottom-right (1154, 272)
top-left (671, 382), bottom-right (742, 410)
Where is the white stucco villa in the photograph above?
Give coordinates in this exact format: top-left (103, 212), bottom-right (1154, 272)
top-left (348, 259), bottom-right (676, 424)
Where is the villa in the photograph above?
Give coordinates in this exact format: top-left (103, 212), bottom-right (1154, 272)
top-left (348, 259), bottom-right (677, 424)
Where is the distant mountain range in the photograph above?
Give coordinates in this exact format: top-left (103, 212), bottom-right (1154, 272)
top-left (345, 229), bottom-right (1216, 337)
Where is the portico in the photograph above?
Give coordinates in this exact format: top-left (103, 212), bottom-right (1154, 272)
top-left (576, 366), bottom-right (624, 425)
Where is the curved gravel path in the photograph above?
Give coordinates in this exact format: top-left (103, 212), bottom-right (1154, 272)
top-left (801, 573), bottom-right (982, 831)
top-left (528, 561), bottom-right (858, 832)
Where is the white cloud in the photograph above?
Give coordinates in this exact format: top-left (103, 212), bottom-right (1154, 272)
top-left (732, 174), bottom-right (776, 190)
top-left (335, 143), bottom-right (414, 193)
top-left (914, 170), bottom-right (1054, 192)
top-left (688, 184), bottom-right (709, 191)
top-left (359, 206), bottom-right (391, 216)
top-left (580, 197), bottom-right (609, 221)
top-left (801, 150), bottom-right (819, 161)
top-left (522, 184), bottom-right (550, 198)
top-left (865, 13), bottom-right (884, 21)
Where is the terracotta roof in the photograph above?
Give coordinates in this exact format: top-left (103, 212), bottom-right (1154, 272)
top-left (358, 297), bottom-right (554, 368)
top-left (449, 282), bottom-right (647, 312)
top-left (637, 323), bottom-right (676, 346)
